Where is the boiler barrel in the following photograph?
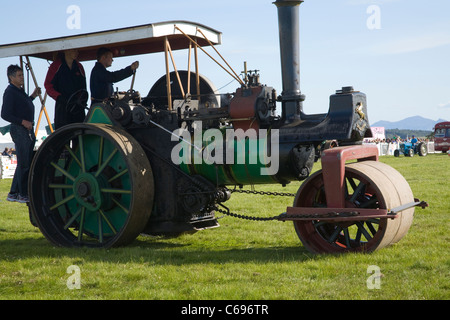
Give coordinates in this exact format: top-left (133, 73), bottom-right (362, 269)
top-left (178, 132), bottom-right (280, 185)
top-left (176, 130), bottom-right (314, 186)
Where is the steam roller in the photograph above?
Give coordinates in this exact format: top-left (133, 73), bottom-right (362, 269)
top-left (22, 0), bottom-right (427, 253)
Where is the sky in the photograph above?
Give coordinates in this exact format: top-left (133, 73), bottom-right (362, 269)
top-left (0, 0), bottom-right (449, 131)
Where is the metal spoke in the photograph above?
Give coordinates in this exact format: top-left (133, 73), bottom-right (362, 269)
top-left (98, 212), bottom-right (103, 243)
top-left (356, 221), bottom-right (372, 241)
top-left (78, 135), bottom-right (86, 173)
top-left (77, 207), bottom-right (86, 242)
top-left (50, 162), bottom-right (76, 181)
top-left (343, 228), bottom-right (351, 248)
top-left (313, 221), bottom-right (328, 229)
top-left (108, 169), bottom-right (129, 183)
top-left (366, 221), bottom-right (377, 236)
top-left (65, 144), bottom-right (82, 169)
top-left (95, 149), bottom-right (118, 178)
top-left (101, 188), bottom-right (131, 195)
top-left (350, 182), bottom-right (366, 203)
top-left (347, 177), bottom-right (358, 192)
top-left (355, 227), bottom-right (362, 244)
top-left (64, 208), bottom-right (82, 230)
top-left (112, 197), bottom-right (129, 214)
top-left (50, 194), bottom-right (75, 211)
top-left (344, 178), bottom-right (349, 198)
top-left (49, 184), bottom-right (72, 189)
top-left (99, 209), bottom-right (118, 234)
top-left (328, 226), bottom-right (343, 243)
top-left (360, 196), bottom-right (378, 208)
top-left (98, 136), bottom-right (104, 169)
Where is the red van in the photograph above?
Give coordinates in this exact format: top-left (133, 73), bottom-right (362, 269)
top-left (434, 122), bottom-right (450, 153)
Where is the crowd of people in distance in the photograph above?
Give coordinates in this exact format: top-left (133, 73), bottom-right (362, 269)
top-left (2, 147), bottom-right (15, 157)
top-left (365, 137), bottom-right (432, 144)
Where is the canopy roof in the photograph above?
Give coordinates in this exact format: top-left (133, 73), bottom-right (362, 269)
top-left (0, 21), bottom-right (222, 62)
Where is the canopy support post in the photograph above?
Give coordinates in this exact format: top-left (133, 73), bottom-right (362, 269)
top-left (174, 25), bottom-right (244, 86)
top-left (164, 37), bottom-right (172, 111)
top-left (166, 40), bottom-right (186, 99)
top-left (194, 41), bottom-right (200, 100)
top-left (187, 42), bottom-right (192, 98)
top-left (24, 56), bottom-right (53, 136)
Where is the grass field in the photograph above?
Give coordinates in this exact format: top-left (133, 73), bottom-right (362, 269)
top-left (0, 153), bottom-right (448, 300)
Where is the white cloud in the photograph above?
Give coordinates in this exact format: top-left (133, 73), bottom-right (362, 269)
top-left (438, 101), bottom-right (450, 109)
top-left (346, 0), bottom-right (401, 5)
top-left (367, 32), bottom-right (450, 55)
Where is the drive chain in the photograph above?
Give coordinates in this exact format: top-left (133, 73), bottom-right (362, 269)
top-left (230, 188), bottom-right (296, 197)
top-left (215, 205), bottom-right (359, 222)
top-left (217, 189), bottom-right (360, 222)
top-left (215, 205), bottom-right (283, 221)
top-left (216, 188), bottom-right (295, 221)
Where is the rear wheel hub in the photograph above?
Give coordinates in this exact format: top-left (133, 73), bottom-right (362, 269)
top-left (74, 173), bottom-right (102, 211)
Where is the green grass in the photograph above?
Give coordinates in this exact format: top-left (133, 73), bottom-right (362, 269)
top-left (0, 154), bottom-right (449, 300)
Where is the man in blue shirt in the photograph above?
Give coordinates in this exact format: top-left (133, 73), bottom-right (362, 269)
top-left (90, 47), bottom-right (139, 103)
top-left (1, 65), bottom-right (41, 203)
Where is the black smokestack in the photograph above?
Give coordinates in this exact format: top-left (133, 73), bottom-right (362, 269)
top-left (274, 0), bottom-right (305, 123)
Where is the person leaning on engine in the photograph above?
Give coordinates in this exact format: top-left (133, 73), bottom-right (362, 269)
top-left (1, 65), bottom-right (41, 203)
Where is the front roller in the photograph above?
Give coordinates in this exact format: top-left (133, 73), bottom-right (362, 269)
top-left (29, 123), bottom-right (154, 248)
top-left (291, 160), bottom-right (415, 253)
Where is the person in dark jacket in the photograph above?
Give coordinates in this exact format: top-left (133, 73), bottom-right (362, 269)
top-left (1, 65), bottom-right (41, 203)
top-left (44, 49), bottom-right (87, 129)
top-left (90, 47), bottom-right (139, 103)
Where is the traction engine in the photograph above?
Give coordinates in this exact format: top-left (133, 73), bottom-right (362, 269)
top-left (28, 0), bottom-right (426, 253)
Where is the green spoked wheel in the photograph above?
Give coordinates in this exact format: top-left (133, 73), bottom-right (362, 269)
top-left (29, 123), bottom-right (154, 248)
top-left (293, 161), bottom-right (414, 254)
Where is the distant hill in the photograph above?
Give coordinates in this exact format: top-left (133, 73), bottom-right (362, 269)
top-left (371, 116), bottom-right (448, 131)
top-left (385, 129), bottom-right (433, 140)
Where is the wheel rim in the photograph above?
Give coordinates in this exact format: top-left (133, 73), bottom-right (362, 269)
top-left (29, 123), bottom-right (154, 248)
top-left (293, 161), bottom-right (414, 253)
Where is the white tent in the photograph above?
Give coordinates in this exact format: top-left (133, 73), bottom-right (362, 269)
top-left (0, 132), bottom-right (13, 144)
top-left (0, 130), bottom-right (49, 149)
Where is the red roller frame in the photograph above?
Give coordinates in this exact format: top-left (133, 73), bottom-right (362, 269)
top-left (284, 145), bottom-right (388, 222)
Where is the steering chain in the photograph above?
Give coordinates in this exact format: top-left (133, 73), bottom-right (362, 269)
top-left (215, 189), bottom-right (359, 222)
top-left (230, 188), bottom-right (296, 197)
